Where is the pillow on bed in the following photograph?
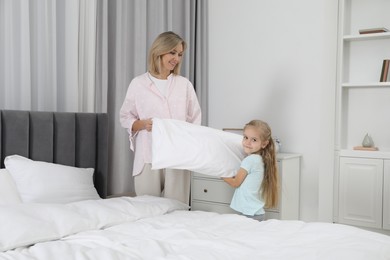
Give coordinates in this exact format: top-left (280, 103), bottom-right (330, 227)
top-left (0, 168), bottom-right (22, 205)
top-left (4, 155), bottom-right (101, 204)
top-left (151, 118), bottom-right (246, 177)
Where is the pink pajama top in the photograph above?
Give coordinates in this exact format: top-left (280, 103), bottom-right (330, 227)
top-left (119, 72), bottom-right (202, 176)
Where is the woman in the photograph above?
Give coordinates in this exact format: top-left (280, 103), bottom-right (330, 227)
top-left (119, 31), bottom-right (201, 204)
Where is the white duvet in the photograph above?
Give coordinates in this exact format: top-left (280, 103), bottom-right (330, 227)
top-left (1, 196), bottom-right (390, 260)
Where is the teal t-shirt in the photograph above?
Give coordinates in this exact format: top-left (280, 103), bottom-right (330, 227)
top-left (230, 154), bottom-right (265, 216)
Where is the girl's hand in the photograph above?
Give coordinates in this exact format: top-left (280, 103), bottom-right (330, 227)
top-left (222, 169), bottom-right (247, 188)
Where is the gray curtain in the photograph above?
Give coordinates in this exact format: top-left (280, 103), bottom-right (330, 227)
top-left (0, 0), bottom-right (99, 112)
top-left (0, 0), bottom-right (207, 195)
top-left (96, 0), bottom-right (208, 195)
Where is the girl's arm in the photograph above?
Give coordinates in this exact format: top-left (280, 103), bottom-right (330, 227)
top-left (222, 168), bottom-right (248, 188)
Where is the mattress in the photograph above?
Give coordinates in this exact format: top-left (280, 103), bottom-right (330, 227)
top-left (1, 196), bottom-right (389, 260)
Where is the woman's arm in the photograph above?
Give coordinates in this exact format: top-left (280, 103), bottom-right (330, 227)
top-left (119, 78), bottom-right (153, 133)
top-left (222, 168), bottom-right (248, 188)
top-left (132, 118), bottom-right (153, 132)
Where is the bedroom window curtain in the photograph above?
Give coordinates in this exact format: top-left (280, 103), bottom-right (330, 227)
top-left (0, 0), bottom-right (98, 112)
top-left (0, 0), bottom-right (208, 195)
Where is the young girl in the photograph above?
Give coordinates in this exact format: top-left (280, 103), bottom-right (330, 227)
top-left (222, 120), bottom-right (279, 221)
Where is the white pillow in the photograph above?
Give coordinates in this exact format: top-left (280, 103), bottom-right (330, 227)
top-left (4, 155), bottom-right (101, 203)
top-left (0, 168), bottom-right (22, 205)
top-left (151, 118), bottom-right (246, 177)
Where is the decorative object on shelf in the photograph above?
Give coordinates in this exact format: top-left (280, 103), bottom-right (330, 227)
top-left (273, 137), bottom-right (281, 153)
top-left (359, 27), bottom-right (389, 35)
top-left (353, 133), bottom-right (378, 151)
top-left (362, 133), bottom-right (374, 147)
top-left (380, 59), bottom-right (390, 82)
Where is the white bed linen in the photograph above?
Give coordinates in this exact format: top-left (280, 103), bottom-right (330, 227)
top-left (1, 196), bottom-right (390, 260)
top-left (4, 155), bottom-right (100, 203)
top-left (152, 118), bottom-right (245, 177)
top-left (0, 169), bottom-right (22, 205)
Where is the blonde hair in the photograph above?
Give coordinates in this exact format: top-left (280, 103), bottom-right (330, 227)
top-left (244, 120), bottom-right (279, 208)
top-left (148, 31), bottom-right (187, 75)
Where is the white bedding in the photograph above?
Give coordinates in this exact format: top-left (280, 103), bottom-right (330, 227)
top-left (1, 196), bottom-right (390, 260)
top-left (151, 118), bottom-right (245, 177)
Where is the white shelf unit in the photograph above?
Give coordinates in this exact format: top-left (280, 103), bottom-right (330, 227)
top-left (334, 0), bottom-right (390, 233)
top-left (191, 153), bottom-right (301, 220)
top-left (336, 0), bottom-right (390, 153)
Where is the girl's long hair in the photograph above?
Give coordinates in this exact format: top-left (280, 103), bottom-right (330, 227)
top-left (245, 120), bottom-right (279, 208)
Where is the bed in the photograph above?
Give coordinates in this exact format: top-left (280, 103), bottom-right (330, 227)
top-left (1, 110), bottom-right (390, 260)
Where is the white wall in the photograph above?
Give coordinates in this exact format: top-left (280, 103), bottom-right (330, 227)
top-left (208, 0), bottom-right (338, 221)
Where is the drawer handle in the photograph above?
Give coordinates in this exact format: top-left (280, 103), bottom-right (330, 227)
top-left (203, 189), bottom-right (208, 193)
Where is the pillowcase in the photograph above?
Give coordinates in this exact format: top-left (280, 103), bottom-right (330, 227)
top-left (151, 118), bottom-right (246, 177)
top-left (0, 168), bottom-right (22, 205)
top-left (4, 155), bottom-right (101, 203)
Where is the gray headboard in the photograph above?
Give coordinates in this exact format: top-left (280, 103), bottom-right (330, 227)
top-left (0, 110), bottom-right (108, 198)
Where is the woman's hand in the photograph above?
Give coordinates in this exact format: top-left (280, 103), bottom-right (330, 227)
top-left (132, 118), bottom-right (153, 132)
top-left (144, 118), bottom-right (153, 131)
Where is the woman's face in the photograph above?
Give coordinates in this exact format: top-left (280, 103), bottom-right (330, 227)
top-left (242, 126), bottom-right (268, 155)
top-left (160, 43), bottom-right (183, 77)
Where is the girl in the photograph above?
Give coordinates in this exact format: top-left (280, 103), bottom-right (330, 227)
top-left (222, 120), bottom-right (279, 221)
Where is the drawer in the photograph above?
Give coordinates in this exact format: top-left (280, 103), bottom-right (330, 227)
top-left (191, 201), bottom-right (237, 214)
top-left (192, 178), bottom-right (234, 204)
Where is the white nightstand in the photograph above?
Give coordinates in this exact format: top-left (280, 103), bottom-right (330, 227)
top-left (190, 153), bottom-right (301, 220)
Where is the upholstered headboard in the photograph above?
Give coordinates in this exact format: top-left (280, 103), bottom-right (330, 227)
top-left (0, 110), bottom-right (108, 198)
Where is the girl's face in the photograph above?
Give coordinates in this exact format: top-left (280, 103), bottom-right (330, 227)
top-left (160, 43), bottom-right (183, 77)
top-left (242, 126), bottom-right (268, 155)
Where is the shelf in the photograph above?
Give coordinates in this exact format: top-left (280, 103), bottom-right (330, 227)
top-left (343, 32), bottom-right (390, 41)
top-left (341, 82), bottom-right (390, 88)
top-left (339, 149), bottom-right (390, 159)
